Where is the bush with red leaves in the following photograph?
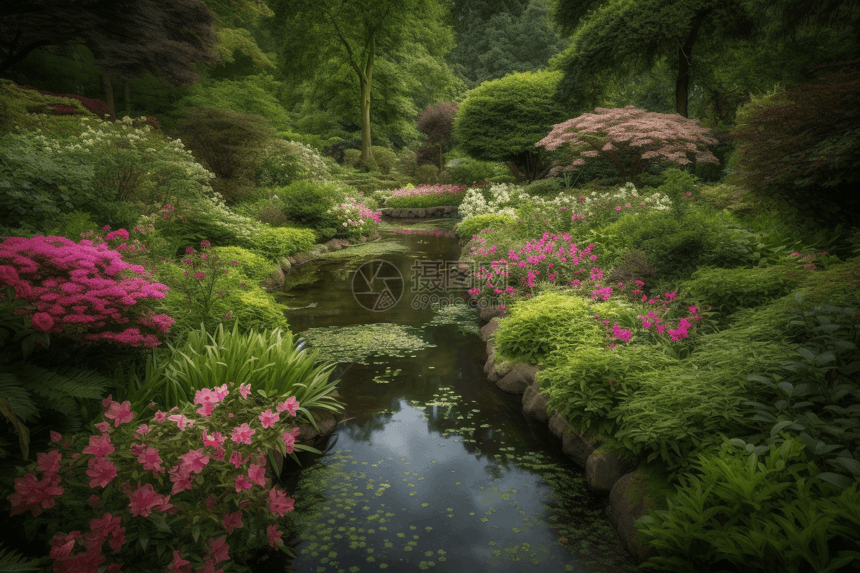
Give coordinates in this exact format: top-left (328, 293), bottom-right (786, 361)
top-left (19, 85), bottom-right (109, 116)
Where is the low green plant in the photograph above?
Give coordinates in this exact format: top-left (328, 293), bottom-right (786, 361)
top-left (385, 191), bottom-right (467, 210)
top-left (414, 164), bottom-right (439, 185)
top-left (343, 149), bottom-right (361, 168)
top-left (371, 146), bottom-right (396, 175)
top-left (681, 266), bottom-right (799, 318)
top-left (447, 158), bottom-right (507, 185)
top-left (637, 438), bottom-right (860, 572)
top-left (455, 213), bottom-right (517, 240)
top-left (522, 178), bottom-right (562, 197)
top-left (133, 322), bottom-right (342, 427)
top-left (242, 226), bottom-right (316, 260)
top-left (743, 294), bottom-right (860, 490)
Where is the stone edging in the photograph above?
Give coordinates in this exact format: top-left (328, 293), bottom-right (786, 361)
top-left (479, 311), bottom-right (655, 565)
top-left (262, 237), bottom-right (373, 290)
top-left (380, 206), bottom-right (459, 218)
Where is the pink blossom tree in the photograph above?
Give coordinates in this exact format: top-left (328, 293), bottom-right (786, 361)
top-left (536, 106), bottom-right (719, 181)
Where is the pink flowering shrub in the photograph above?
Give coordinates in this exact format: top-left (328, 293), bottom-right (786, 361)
top-left (6, 386), bottom-right (309, 571)
top-left (536, 106), bottom-right (719, 181)
top-left (0, 234), bottom-right (173, 347)
top-left (386, 184), bottom-right (471, 209)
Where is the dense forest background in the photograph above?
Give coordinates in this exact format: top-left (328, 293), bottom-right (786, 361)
top-left (1, 0), bottom-right (859, 223)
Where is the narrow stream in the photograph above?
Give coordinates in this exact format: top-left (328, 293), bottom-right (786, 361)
top-left (270, 219), bottom-right (637, 573)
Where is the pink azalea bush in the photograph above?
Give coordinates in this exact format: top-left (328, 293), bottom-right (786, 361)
top-left (7, 386), bottom-right (306, 571)
top-left (389, 184), bottom-right (468, 198)
top-left (536, 106), bottom-right (720, 180)
top-left (328, 196), bottom-right (382, 236)
top-left (0, 234), bottom-right (174, 347)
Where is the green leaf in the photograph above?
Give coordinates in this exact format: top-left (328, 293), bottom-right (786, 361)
top-left (139, 528), bottom-right (150, 551)
top-left (816, 472), bottom-right (854, 490)
top-left (191, 524), bottom-right (200, 543)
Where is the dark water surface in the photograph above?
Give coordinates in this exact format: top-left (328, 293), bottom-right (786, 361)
top-left (271, 221), bottom-right (636, 573)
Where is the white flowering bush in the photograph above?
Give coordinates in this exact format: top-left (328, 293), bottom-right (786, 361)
top-left (326, 196), bottom-right (382, 239)
top-left (458, 183), bottom-right (522, 220)
top-left (255, 139), bottom-right (334, 187)
top-left (0, 114), bottom-right (217, 233)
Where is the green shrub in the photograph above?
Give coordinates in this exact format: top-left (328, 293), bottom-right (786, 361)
top-left (540, 344), bottom-right (679, 437)
top-left (415, 164), bottom-right (439, 185)
top-left (523, 178), bottom-right (563, 196)
top-left (455, 213), bottom-right (517, 240)
top-left (243, 226), bottom-right (316, 259)
top-left (175, 107), bottom-right (276, 204)
top-left (274, 180), bottom-right (345, 227)
top-left (385, 193), bottom-right (467, 209)
top-left (227, 287), bottom-right (291, 333)
top-left (447, 158), bottom-right (506, 185)
top-left (494, 292), bottom-right (626, 365)
top-left (212, 246), bottom-right (277, 283)
top-left (371, 146), bottom-right (397, 175)
top-left (393, 148), bottom-right (418, 177)
top-left (681, 266), bottom-right (799, 318)
top-left (343, 148), bottom-right (361, 168)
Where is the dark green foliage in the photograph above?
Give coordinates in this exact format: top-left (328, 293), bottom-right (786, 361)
top-left (731, 67), bottom-right (860, 227)
top-left (243, 226), bottom-right (317, 260)
top-left (449, 0), bottom-right (565, 88)
top-left (606, 249), bottom-right (658, 291)
top-left (455, 70), bottom-right (567, 181)
top-left (743, 297), bottom-right (860, 490)
top-left (681, 266), bottom-right (799, 318)
top-left (637, 439), bottom-right (860, 572)
top-left (522, 178), bottom-right (562, 196)
top-left (370, 146), bottom-right (396, 174)
top-left (603, 209), bottom-right (757, 281)
top-left (446, 158), bottom-right (508, 185)
top-left (274, 181), bottom-right (344, 228)
top-left (175, 107), bottom-right (276, 204)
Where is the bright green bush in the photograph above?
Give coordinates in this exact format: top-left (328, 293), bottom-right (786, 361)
top-left (212, 246), bottom-right (277, 283)
top-left (681, 266), bottom-right (799, 318)
top-left (494, 292), bottom-right (627, 365)
top-left (455, 213), bottom-right (517, 240)
top-left (274, 180), bottom-right (345, 227)
top-left (243, 226), bottom-right (316, 260)
top-left (455, 70), bottom-right (566, 181)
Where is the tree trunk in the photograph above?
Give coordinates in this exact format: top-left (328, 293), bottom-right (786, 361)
top-left (101, 73), bottom-right (115, 121)
top-left (359, 36), bottom-right (375, 164)
top-left (675, 10), bottom-right (709, 118)
top-left (124, 81), bottom-right (131, 118)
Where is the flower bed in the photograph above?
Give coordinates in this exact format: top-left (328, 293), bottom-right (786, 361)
top-left (385, 184), bottom-right (470, 209)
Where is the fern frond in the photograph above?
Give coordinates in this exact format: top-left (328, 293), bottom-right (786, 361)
top-left (0, 372), bottom-right (39, 422)
top-left (0, 398), bottom-right (30, 459)
top-left (0, 544), bottom-right (41, 571)
top-left (19, 364), bottom-right (110, 401)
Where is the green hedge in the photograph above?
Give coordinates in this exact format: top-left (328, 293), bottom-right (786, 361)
top-left (242, 226), bottom-right (316, 260)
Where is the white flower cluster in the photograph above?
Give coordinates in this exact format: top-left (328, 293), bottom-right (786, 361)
top-left (195, 196), bottom-right (264, 240)
top-left (459, 183), bottom-right (521, 220)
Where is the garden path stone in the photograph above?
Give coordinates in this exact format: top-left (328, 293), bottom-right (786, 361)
top-left (479, 317), bottom-right (501, 342)
top-left (522, 380), bottom-right (549, 423)
top-left (607, 470), bottom-right (657, 564)
top-left (561, 426), bottom-right (602, 469)
top-left (586, 449), bottom-right (637, 495)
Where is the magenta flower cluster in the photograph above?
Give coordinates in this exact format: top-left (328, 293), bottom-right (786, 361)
top-left (8, 386), bottom-right (302, 572)
top-left (0, 235), bottom-right (173, 347)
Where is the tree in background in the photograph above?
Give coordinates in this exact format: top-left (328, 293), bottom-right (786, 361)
top-left (537, 106), bottom-right (719, 181)
top-left (448, 0), bottom-right (566, 88)
top-left (268, 0), bottom-right (450, 164)
top-left (416, 102), bottom-right (458, 169)
top-left (551, 0), bottom-right (754, 118)
top-left (455, 70), bottom-right (567, 181)
top-left (0, 0), bottom-right (219, 120)
top-left (731, 63), bottom-right (860, 225)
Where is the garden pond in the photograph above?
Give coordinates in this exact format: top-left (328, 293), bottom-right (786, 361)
top-left (267, 219), bottom-right (637, 573)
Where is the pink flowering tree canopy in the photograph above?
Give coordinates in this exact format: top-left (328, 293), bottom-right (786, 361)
top-left (536, 106), bottom-right (719, 182)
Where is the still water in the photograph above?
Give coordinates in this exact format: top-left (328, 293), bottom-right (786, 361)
top-left (271, 220), bottom-right (636, 573)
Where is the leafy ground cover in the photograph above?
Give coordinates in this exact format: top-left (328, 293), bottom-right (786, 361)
top-left (457, 169), bottom-right (860, 571)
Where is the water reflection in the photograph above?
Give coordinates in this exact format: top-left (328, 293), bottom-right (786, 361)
top-left (275, 224), bottom-right (636, 573)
